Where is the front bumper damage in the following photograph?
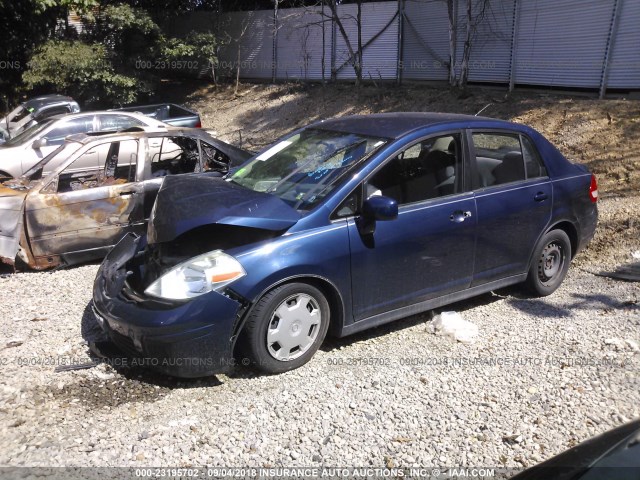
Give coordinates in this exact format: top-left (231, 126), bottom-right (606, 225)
top-left (92, 233), bottom-right (244, 378)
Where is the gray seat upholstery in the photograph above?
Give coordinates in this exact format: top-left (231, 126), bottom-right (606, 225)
top-left (492, 151), bottom-right (524, 185)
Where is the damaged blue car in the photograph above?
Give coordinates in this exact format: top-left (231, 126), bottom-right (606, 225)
top-left (92, 113), bottom-right (598, 377)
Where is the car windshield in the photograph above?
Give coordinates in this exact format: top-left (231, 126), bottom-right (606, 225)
top-left (2, 119), bottom-right (54, 147)
top-left (22, 141), bottom-right (83, 181)
top-left (229, 128), bottom-right (386, 210)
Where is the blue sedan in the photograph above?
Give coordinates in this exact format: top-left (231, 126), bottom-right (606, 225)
top-left (92, 113), bottom-right (598, 377)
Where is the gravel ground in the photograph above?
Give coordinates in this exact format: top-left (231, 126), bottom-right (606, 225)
top-left (0, 244), bottom-right (638, 468)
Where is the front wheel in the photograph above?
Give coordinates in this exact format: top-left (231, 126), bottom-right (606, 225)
top-left (238, 283), bottom-right (330, 374)
top-left (525, 229), bottom-right (571, 297)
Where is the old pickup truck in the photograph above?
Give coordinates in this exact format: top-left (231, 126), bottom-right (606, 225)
top-left (112, 103), bottom-right (202, 128)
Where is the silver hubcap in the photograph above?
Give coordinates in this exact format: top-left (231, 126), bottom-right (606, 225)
top-left (266, 293), bottom-right (322, 361)
top-left (539, 242), bottom-right (563, 281)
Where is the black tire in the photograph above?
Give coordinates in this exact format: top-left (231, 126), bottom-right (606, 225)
top-left (525, 229), bottom-right (571, 297)
top-left (238, 282), bottom-right (330, 374)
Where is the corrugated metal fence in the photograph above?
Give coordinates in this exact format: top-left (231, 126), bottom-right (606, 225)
top-left (171, 0), bottom-right (640, 95)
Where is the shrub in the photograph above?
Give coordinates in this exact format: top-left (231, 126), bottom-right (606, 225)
top-left (22, 40), bottom-right (144, 107)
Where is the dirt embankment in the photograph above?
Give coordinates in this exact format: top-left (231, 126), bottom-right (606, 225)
top-left (163, 81), bottom-right (639, 269)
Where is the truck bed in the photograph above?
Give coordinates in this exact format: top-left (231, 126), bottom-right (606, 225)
top-left (113, 103), bottom-right (202, 128)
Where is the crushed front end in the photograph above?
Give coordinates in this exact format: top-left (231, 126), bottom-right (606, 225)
top-left (92, 233), bottom-right (245, 378)
top-left (0, 186), bottom-right (28, 267)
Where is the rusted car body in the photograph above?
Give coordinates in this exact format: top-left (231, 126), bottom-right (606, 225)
top-left (0, 127), bottom-right (251, 270)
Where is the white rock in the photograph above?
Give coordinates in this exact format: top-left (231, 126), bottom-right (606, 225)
top-left (428, 311), bottom-right (479, 343)
top-left (624, 339), bottom-right (639, 352)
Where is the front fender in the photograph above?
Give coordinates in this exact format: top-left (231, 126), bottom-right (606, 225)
top-left (230, 222), bottom-right (352, 314)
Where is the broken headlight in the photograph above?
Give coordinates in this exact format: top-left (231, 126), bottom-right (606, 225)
top-left (144, 250), bottom-right (246, 300)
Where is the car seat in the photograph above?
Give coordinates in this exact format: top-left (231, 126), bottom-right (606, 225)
top-left (492, 151), bottom-right (525, 185)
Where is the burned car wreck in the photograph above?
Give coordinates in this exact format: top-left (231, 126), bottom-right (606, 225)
top-left (0, 127), bottom-right (251, 269)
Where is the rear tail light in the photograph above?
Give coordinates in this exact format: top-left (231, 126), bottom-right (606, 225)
top-left (589, 174), bottom-right (598, 203)
top-left (195, 120), bottom-right (202, 128)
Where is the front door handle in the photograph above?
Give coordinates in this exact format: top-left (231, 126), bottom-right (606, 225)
top-left (450, 210), bottom-right (472, 223)
top-left (119, 190), bottom-right (137, 196)
top-left (534, 192), bottom-right (548, 202)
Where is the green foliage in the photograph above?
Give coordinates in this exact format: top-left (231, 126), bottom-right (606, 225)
top-left (0, 0), bottom-right (99, 102)
top-left (4, 1), bottom-right (220, 107)
top-left (160, 32), bottom-right (218, 71)
top-left (85, 3), bottom-right (158, 36)
top-left (184, 32), bottom-right (218, 63)
top-left (22, 40), bottom-right (142, 106)
top-left (82, 4), bottom-right (161, 64)
top-left (26, 0), bottom-right (97, 14)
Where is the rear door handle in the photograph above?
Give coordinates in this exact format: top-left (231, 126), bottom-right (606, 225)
top-left (450, 210), bottom-right (472, 223)
top-left (119, 190), bottom-right (137, 196)
top-left (534, 192), bottom-right (548, 202)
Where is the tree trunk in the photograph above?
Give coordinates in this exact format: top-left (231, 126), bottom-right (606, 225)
top-left (321, 0), bottom-right (326, 82)
top-left (447, 0), bottom-right (457, 86)
top-left (327, 0), bottom-right (361, 85)
top-left (235, 47), bottom-right (241, 95)
top-left (356, 0), bottom-right (363, 86)
top-left (458, 0), bottom-right (473, 88)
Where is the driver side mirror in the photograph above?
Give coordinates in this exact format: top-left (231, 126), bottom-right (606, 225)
top-left (32, 138), bottom-right (47, 150)
top-left (358, 195), bottom-right (398, 235)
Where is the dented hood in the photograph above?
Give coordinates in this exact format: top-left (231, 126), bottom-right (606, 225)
top-left (149, 175), bottom-right (301, 244)
top-left (0, 185), bottom-right (28, 265)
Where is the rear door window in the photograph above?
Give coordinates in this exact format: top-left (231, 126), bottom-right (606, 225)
top-left (35, 106), bottom-right (71, 121)
top-left (471, 132), bottom-right (525, 188)
top-left (44, 116), bottom-right (95, 146)
top-left (97, 114), bottom-right (145, 132)
top-left (471, 132), bottom-right (548, 188)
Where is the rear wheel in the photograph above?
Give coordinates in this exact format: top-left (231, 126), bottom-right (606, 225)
top-left (525, 229), bottom-right (571, 297)
top-left (239, 283), bottom-right (330, 374)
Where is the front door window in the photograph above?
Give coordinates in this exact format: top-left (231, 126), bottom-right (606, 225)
top-left (56, 140), bottom-right (138, 193)
top-left (367, 134), bottom-right (462, 203)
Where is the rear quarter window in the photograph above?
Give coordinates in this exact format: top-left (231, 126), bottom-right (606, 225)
top-left (521, 135), bottom-right (548, 178)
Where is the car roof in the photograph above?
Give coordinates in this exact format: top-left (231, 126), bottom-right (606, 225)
top-left (312, 112), bottom-right (517, 139)
top-left (23, 95), bottom-right (76, 109)
top-left (65, 126), bottom-right (212, 145)
top-left (45, 110), bottom-right (168, 125)
top-left (48, 110), bottom-right (141, 121)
